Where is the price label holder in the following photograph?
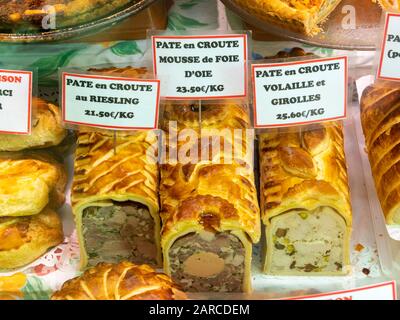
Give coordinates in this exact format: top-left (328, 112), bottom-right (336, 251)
top-left (251, 56), bottom-right (348, 129)
top-left (150, 30), bottom-right (249, 101)
top-left (284, 281), bottom-right (397, 300)
top-left (0, 68), bottom-right (35, 135)
top-left (377, 12), bottom-right (400, 82)
top-left (60, 66), bottom-right (161, 156)
top-left (61, 68), bottom-right (161, 131)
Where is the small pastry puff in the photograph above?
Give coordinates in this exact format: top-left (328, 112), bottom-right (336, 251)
top-left (0, 153), bottom-right (66, 217)
top-left (0, 97), bottom-right (67, 152)
top-left (0, 209), bottom-right (63, 270)
top-left (0, 154), bottom-right (65, 270)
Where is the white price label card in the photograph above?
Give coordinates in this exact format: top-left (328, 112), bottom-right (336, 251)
top-left (378, 13), bottom-right (400, 81)
top-left (152, 34), bottom-right (247, 99)
top-left (252, 56), bottom-right (348, 128)
top-left (0, 69), bottom-right (33, 135)
top-left (286, 281), bottom-right (397, 300)
top-left (62, 73), bottom-right (160, 130)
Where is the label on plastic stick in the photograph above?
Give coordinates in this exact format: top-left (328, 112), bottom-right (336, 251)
top-left (378, 13), bottom-right (400, 81)
top-left (62, 72), bottom-right (160, 130)
top-left (286, 281), bottom-right (397, 300)
top-left (0, 69), bottom-right (32, 135)
top-left (252, 56), bottom-right (348, 128)
top-left (152, 34), bottom-right (247, 99)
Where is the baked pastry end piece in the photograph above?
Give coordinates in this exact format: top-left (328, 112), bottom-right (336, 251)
top-left (0, 156), bottom-right (67, 217)
top-left (0, 97), bottom-right (67, 152)
top-left (51, 262), bottom-right (187, 300)
top-left (0, 208), bottom-right (63, 270)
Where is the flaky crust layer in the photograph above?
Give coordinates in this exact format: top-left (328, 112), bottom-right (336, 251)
top-left (72, 130), bottom-right (161, 268)
top-left (0, 208), bottom-right (63, 270)
top-left (259, 122), bottom-right (352, 226)
top-left (88, 66), bottom-right (148, 77)
top-left (160, 102), bottom-right (260, 244)
top-left (378, 0), bottom-right (400, 11)
top-left (232, 0), bottom-right (342, 35)
top-left (0, 97), bottom-right (67, 152)
top-left (0, 155), bottom-right (66, 217)
top-left (361, 83), bottom-right (400, 224)
top-left (51, 261), bottom-right (187, 300)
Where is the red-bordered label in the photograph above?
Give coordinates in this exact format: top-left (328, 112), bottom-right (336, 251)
top-left (285, 281), bottom-right (397, 300)
top-left (377, 13), bottom-right (400, 82)
top-left (152, 34), bottom-right (248, 100)
top-left (62, 72), bottom-right (160, 130)
top-left (0, 69), bottom-right (32, 135)
top-left (252, 56), bottom-right (348, 128)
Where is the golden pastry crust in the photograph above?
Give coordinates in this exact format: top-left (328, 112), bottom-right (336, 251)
top-left (88, 66), bottom-right (148, 78)
top-left (51, 261), bottom-right (187, 300)
top-left (361, 83), bottom-right (400, 224)
top-left (233, 0), bottom-right (343, 35)
top-left (259, 123), bottom-right (352, 225)
top-left (259, 122), bottom-right (352, 275)
top-left (0, 155), bottom-right (66, 217)
top-left (160, 102), bottom-right (260, 245)
top-left (0, 97), bottom-right (67, 152)
top-left (0, 208), bottom-right (63, 270)
top-left (72, 130), bottom-right (161, 268)
top-left (378, 0), bottom-right (400, 11)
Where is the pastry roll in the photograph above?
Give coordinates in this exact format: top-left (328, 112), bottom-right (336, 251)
top-left (234, 0), bottom-right (342, 35)
top-left (259, 123), bottom-right (352, 275)
top-left (360, 84), bottom-right (400, 224)
top-left (51, 261), bottom-right (187, 300)
top-left (72, 130), bottom-right (161, 269)
top-left (160, 103), bottom-right (260, 293)
top-left (0, 97), bottom-right (67, 152)
top-left (0, 208), bottom-right (63, 270)
top-left (0, 153), bottom-right (66, 217)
